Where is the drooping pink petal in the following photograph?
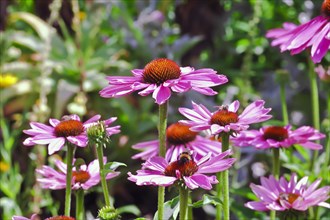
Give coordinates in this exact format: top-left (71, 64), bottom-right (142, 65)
top-left (67, 135), bottom-right (88, 147)
top-left (48, 138), bottom-right (66, 155)
top-left (245, 201), bottom-right (269, 211)
top-left (152, 85), bottom-right (171, 105)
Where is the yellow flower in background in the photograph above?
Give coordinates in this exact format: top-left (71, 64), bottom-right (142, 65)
top-left (79, 11), bottom-right (86, 20)
top-left (0, 161), bottom-right (10, 172)
top-left (0, 73), bottom-right (18, 88)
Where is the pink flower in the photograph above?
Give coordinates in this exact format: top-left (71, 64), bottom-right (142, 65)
top-left (12, 214), bottom-right (39, 220)
top-left (315, 64), bottom-right (330, 82)
top-left (132, 122), bottom-right (222, 161)
top-left (12, 215), bottom-right (74, 220)
top-left (231, 125), bottom-right (325, 150)
top-left (245, 173), bottom-right (330, 211)
top-left (266, 0), bottom-right (330, 63)
top-left (99, 58), bottom-right (228, 105)
top-left (36, 158), bottom-right (119, 190)
top-left (179, 100), bottom-right (272, 135)
top-left (23, 115), bottom-right (120, 155)
top-left (128, 150), bottom-right (236, 190)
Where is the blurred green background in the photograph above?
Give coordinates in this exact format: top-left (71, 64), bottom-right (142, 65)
top-left (0, 0), bottom-right (328, 219)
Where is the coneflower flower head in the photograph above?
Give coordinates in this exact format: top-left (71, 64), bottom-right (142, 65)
top-left (128, 150), bottom-right (236, 190)
top-left (245, 173), bottom-right (330, 212)
top-left (86, 117), bottom-right (121, 147)
top-left (266, 0), bottom-right (330, 63)
top-left (132, 122), bottom-right (222, 161)
top-left (98, 206), bottom-right (120, 220)
top-left (36, 158), bottom-right (120, 190)
top-left (232, 125), bottom-right (325, 150)
top-left (100, 58), bottom-right (228, 104)
top-left (23, 115), bottom-right (102, 154)
top-left (179, 100), bottom-right (272, 136)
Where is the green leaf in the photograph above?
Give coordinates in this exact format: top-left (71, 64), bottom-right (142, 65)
top-left (117, 205), bottom-right (141, 216)
top-left (190, 194), bottom-right (222, 208)
top-left (9, 12), bottom-right (51, 41)
top-left (282, 163), bottom-right (306, 176)
top-left (102, 162), bottom-right (127, 176)
top-left (73, 158), bottom-right (86, 170)
top-left (293, 144), bottom-right (309, 161)
top-left (153, 196), bottom-right (180, 220)
top-left (104, 161), bottom-right (127, 170)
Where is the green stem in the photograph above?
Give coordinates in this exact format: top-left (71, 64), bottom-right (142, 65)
top-left (215, 172), bottom-right (222, 220)
top-left (157, 101), bottom-right (168, 220)
top-left (157, 186), bottom-right (165, 220)
top-left (221, 133), bottom-right (230, 220)
top-left (308, 60), bottom-right (320, 171)
top-left (324, 93), bottom-right (330, 169)
top-left (270, 148), bottom-right (280, 220)
top-left (64, 144), bottom-right (75, 216)
top-left (187, 194), bottom-right (193, 220)
top-left (96, 143), bottom-right (112, 207)
top-left (158, 101), bottom-right (168, 157)
top-left (279, 83), bottom-right (289, 125)
top-left (179, 186), bottom-right (189, 220)
top-left (75, 189), bottom-right (84, 220)
top-left (272, 148), bottom-right (280, 179)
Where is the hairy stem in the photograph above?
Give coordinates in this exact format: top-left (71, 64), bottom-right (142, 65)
top-left (75, 189), bottom-right (84, 220)
top-left (308, 60), bottom-right (320, 171)
top-left (157, 101), bottom-right (168, 220)
top-left (64, 144), bottom-right (75, 216)
top-left (179, 186), bottom-right (189, 220)
top-left (270, 148), bottom-right (280, 220)
top-left (96, 143), bottom-right (112, 207)
top-left (279, 83), bottom-right (289, 125)
top-left (221, 133), bottom-right (230, 220)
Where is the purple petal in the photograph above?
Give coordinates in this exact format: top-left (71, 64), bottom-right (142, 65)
top-left (228, 100), bottom-right (240, 112)
top-left (142, 156), bottom-right (167, 172)
top-left (48, 138), bottom-right (65, 155)
top-left (67, 135), bottom-right (88, 147)
top-left (84, 114), bottom-right (101, 125)
top-left (138, 84), bottom-right (157, 96)
top-left (245, 201), bottom-right (269, 211)
top-left (191, 87), bottom-right (217, 95)
top-left (49, 118), bottom-right (60, 127)
top-left (311, 22), bottom-right (330, 63)
top-left (100, 85), bottom-right (135, 98)
top-left (152, 85), bottom-right (171, 105)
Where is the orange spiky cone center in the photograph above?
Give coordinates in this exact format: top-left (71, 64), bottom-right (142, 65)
top-left (322, 0), bottom-right (330, 17)
top-left (263, 126), bottom-right (289, 141)
top-left (166, 122), bottom-right (198, 145)
top-left (72, 170), bottom-right (91, 184)
top-left (143, 58), bottom-right (181, 84)
top-left (54, 120), bottom-right (84, 137)
top-left (210, 109), bottom-right (238, 126)
top-left (279, 193), bottom-right (300, 205)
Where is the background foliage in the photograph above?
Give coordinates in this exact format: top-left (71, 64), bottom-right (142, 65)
top-left (0, 0), bottom-right (328, 219)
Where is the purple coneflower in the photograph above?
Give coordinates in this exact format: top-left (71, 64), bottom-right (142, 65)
top-left (132, 122), bottom-right (222, 161)
top-left (99, 58), bottom-right (228, 104)
top-left (179, 100), bottom-right (272, 135)
top-left (231, 125), bottom-right (325, 150)
top-left (23, 115), bottom-right (120, 155)
top-left (245, 173), bottom-right (330, 211)
top-left (315, 64), bottom-right (330, 82)
top-left (266, 0), bottom-right (330, 63)
top-left (128, 150), bottom-right (235, 190)
top-left (36, 158), bottom-right (119, 190)
top-left (12, 215), bottom-right (74, 220)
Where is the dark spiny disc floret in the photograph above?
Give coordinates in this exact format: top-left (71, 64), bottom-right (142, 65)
top-left (142, 58), bottom-right (181, 84)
